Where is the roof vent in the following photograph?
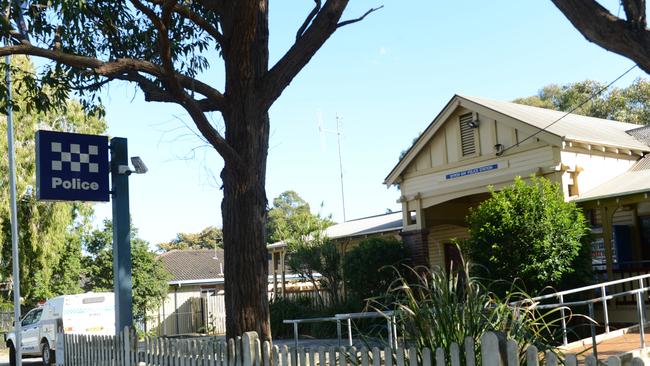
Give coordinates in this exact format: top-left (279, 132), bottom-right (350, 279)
top-left (460, 113), bottom-right (477, 156)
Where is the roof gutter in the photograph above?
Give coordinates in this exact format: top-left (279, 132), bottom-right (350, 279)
top-left (169, 278), bottom-right (225, 287)
top-left (167, 273), bottom-right (320, 287)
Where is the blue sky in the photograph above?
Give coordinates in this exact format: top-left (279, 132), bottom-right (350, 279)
top-left (90, 1), bottom-right (648, 246)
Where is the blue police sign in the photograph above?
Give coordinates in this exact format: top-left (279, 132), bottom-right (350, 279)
top-left (36, 130), bottom-right (110, 202)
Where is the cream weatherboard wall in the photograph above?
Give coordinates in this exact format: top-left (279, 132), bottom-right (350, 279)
top-left (560, 148), bottom-right (638, 198)
top-left (399, 106), bottom-right (562, 231)
top-left (427, 224), bottom-right (469, 269)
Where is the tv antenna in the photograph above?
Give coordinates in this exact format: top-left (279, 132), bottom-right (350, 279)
top-left (319, 113), bottom-right (347, 222)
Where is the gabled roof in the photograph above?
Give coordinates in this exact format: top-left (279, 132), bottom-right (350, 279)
top-left (384, 95), bottom-right (650, 186)
top-left (462, 96), bottom-right (646, 149)
top-left (158, 249), bottom-right (224, 283)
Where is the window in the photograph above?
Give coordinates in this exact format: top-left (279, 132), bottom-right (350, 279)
top-left (21, 309), bottom-right (42, 327)
top-left (406, 210), bottom-right (417, 225)
top-left (459, 113), bottom-right (477, 156)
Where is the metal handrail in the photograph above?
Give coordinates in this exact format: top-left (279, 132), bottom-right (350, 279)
top-left (334, 311), bottom-right (397, 349)
top-left (515, 274), bottom-right (650, 360)
top-left (283, 316), bottom-right (341, 350)
top-left (532, 286), bottom-right (650, 309)
top-left (283, 311), bottom-right (398, 349)
top-left (524, 273), bottom-right (650, 303)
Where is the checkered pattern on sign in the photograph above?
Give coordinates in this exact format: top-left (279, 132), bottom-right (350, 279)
top-left (50, 142), bottom-right (100, 173)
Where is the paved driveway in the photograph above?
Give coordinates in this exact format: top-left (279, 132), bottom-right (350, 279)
top-left (0, 351), bottom-right (43, 365)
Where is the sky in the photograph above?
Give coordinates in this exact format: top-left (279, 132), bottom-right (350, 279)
top-left (88, 1), bottom-right (649, 247)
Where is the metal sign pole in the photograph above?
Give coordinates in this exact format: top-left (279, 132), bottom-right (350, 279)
top-left (110, 137), bottom-right (133, 332)
top-left (6, 54), bottom-right (22, 366)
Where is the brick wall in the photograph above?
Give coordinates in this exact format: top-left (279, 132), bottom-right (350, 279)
top-left (400, 229), bottom-right (430, 267)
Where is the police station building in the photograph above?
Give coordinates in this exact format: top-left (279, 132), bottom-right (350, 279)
top-left (384, 95), bottom-right (650, 286)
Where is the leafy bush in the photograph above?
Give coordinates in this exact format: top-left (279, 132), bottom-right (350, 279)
top-left (372, 257), bottom-right (567, 364)
top-left (464, 176), bottom-right (590, 295)
top-left (343, 236), bottom-right (406, 302)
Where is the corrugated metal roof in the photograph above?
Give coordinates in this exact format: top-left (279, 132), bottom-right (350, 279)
top-left (324, 211), bottom-right (402, 239)
top-left (630, 155), bottom-right (650, 172)
top-left (460, 95), bottom-right (650, 151)
top-left (268, 211), bottom-right (403, 250)
top-left (575, 166), bottom-right (650, 202)
top-left (628, 125), bottom-right (650, 146)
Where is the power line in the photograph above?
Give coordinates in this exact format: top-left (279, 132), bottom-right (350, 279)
top-left (499, 63), bottom-right (639, 156)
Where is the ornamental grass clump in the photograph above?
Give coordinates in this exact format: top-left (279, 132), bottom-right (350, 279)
top-left (371, 256), bottom-right (568, 364)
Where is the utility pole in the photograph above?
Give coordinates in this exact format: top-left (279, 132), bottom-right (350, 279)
top-left (8, 5), bottom-right (30, 364)
top-left (6, 52), bottom-right (22, 366)
top-left (320, 114), bottom-right (347, 222)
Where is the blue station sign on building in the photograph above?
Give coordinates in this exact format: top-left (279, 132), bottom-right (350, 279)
top-left (36, 130), bottom-right (110, 202)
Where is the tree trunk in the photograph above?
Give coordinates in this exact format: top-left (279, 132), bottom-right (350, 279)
top-left (221, 106), bottom-right (271, 341)
top-left (219, 1), bottom-right (272, 341)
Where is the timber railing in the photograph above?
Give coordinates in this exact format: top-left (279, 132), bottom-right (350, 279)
top-left (57, 327), bottom-right (642, 366)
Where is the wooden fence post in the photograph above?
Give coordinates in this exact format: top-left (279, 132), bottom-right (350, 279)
top-left (480, 332), bottom-right (502, 366)
top-left (243, 332), bottom-right (260, 366)
top-left (607, 356), bottom-right (621, 366)
top-left (632, 357), bottom-right (645, 366)
top-left (464, 337), bottom-right (475, 366)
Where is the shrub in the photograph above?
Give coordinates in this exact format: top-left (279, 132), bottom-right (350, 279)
top-left (342, 236), bottom-right (407, 302)
top-left (288, 239), bottom-right (343, 306)
top-left (372, 257), bottom-right (567, 364)
top-left (464, 176), bottom-right (590, 295)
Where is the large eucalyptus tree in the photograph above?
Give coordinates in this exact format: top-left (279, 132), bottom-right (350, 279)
top-left (0, 1), bottom-right (379, 339)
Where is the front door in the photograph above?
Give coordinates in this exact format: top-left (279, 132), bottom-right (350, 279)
top-left (444, 243), bottom-right (463, 273)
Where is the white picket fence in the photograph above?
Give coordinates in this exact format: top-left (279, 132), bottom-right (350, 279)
top-left (59, 328), bottom-right (645, 366)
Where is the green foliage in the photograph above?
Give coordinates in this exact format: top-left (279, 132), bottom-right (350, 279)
top-left (83, 220), bottom-right (171, 323)
top-left (342, 236), bottom-right (407, 302)
top-left (514, 78), bottom-right (650, 124)
top-left (158, 226), bottom-right (223, 252)
top-left (266, 190), bottom-right (333, 244)
top-left (269, 191), bottom-right (342, 304)
top-left (0, 56), bottom-right (106, 305)
top-left (288, 239), bottom-right (344, 306)
top-left (0, 0), bottom-right (219, 115)
top-left (373, 260), bottom-right (566, 364)
top-left (464, 176), bottom-right (590, 295)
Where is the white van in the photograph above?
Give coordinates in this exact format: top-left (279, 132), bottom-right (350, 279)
top-left (4, 292), bottom-right (114, 366)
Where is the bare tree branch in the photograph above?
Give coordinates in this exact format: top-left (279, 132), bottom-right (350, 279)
top-left (552, 0), bottom-right (650, 74)
top-left (259, 0), bottom-right (351, 110)
top-left (0, 42), bottom-right (240, 165)
top-left (337, 5), bottom-right (383, 28)
top-left (296, 0), bottom-right (321, 41)
top-left (129, 0), bottom-right (244, 168)
top-left (120, 72), bottom-right (221, 111)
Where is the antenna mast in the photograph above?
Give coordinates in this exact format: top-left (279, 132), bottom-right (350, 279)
top-left (319, 114), bottom-right (347, 222)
